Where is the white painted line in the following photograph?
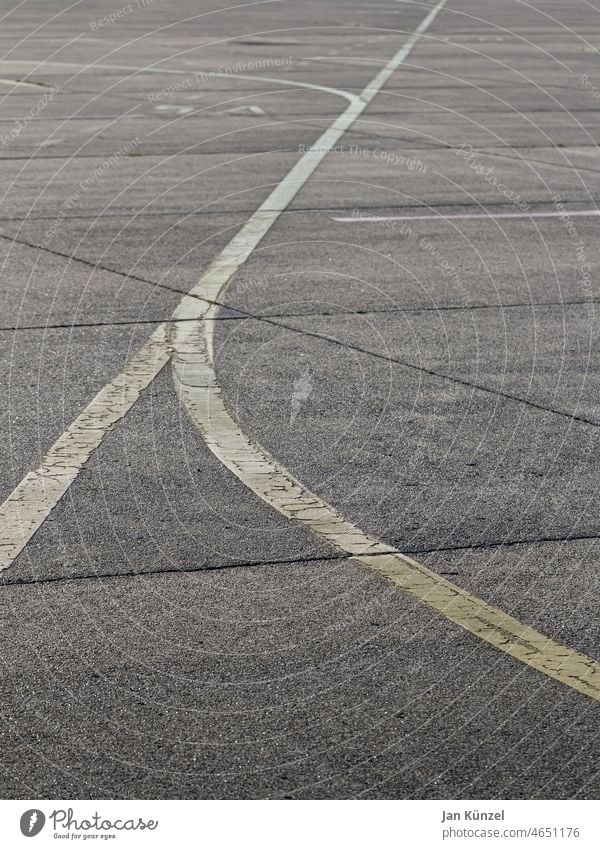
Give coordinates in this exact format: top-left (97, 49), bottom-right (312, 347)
top-left (0, 326), bottom-right (170, 574)
top-left (0, 77), bottom-right (49, 90)
top-left (0, 54), bottom-right (361, 574)
top-left (334, 209), bottom-right (600, 223)
top-left (0, 60), bottom-right (361, 107)
top-left (170, 0), bottom-right (600, 701)
top-left (174, 0), bottom-right (451, 333)
top-left (5, 0), bottom-right (598, 703)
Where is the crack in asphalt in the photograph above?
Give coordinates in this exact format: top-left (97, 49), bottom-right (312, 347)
top-left (0, 551), bottom-right (349, 588)
top-left (1, 530), bottom-right (598, 589)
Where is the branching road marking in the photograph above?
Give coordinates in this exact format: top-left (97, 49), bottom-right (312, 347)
top-left (170, 0), bottom-right (600, 704)
top-left (0, 326), bottom-right (170, 573)
top-left (3, 0), bottom-right (600, 703)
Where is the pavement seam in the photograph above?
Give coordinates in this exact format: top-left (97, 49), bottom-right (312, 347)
top-left (0, 64), bottom-right (364, 575)
top-left (0, 551), bottom-right (346, 588)
top-left (4, 0), bottom-right (600, 703)
top-left (3, 297), bottom-right (598, 333)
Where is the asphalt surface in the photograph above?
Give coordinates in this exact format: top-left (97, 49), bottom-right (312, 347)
top-left (1, 0), bottom-right (599, 799)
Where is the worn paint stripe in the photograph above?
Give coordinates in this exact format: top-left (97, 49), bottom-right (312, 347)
top-left (0, 326), bottom-right (170, 573)
top-left (171, 0), bottom-right (600, 702)
top-left (334, 209), bottom-right (600, 223)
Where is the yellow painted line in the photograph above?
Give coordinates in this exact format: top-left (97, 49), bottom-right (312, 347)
top-left (356, 552), bottom-right (600, 702)
top-left (172, 318), bottom-right (600, 704)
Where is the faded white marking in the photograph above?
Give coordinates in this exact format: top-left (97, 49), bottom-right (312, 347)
top-left (225, 104), bottom-right (267, 116)
top-left (334, 209), bottom-right (600, 223)
top-left (169, 0), bottom-right (600, 702)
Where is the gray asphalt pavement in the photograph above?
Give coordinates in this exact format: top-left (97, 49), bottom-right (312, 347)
top-left (1, 0), bottom-right (599, 799)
